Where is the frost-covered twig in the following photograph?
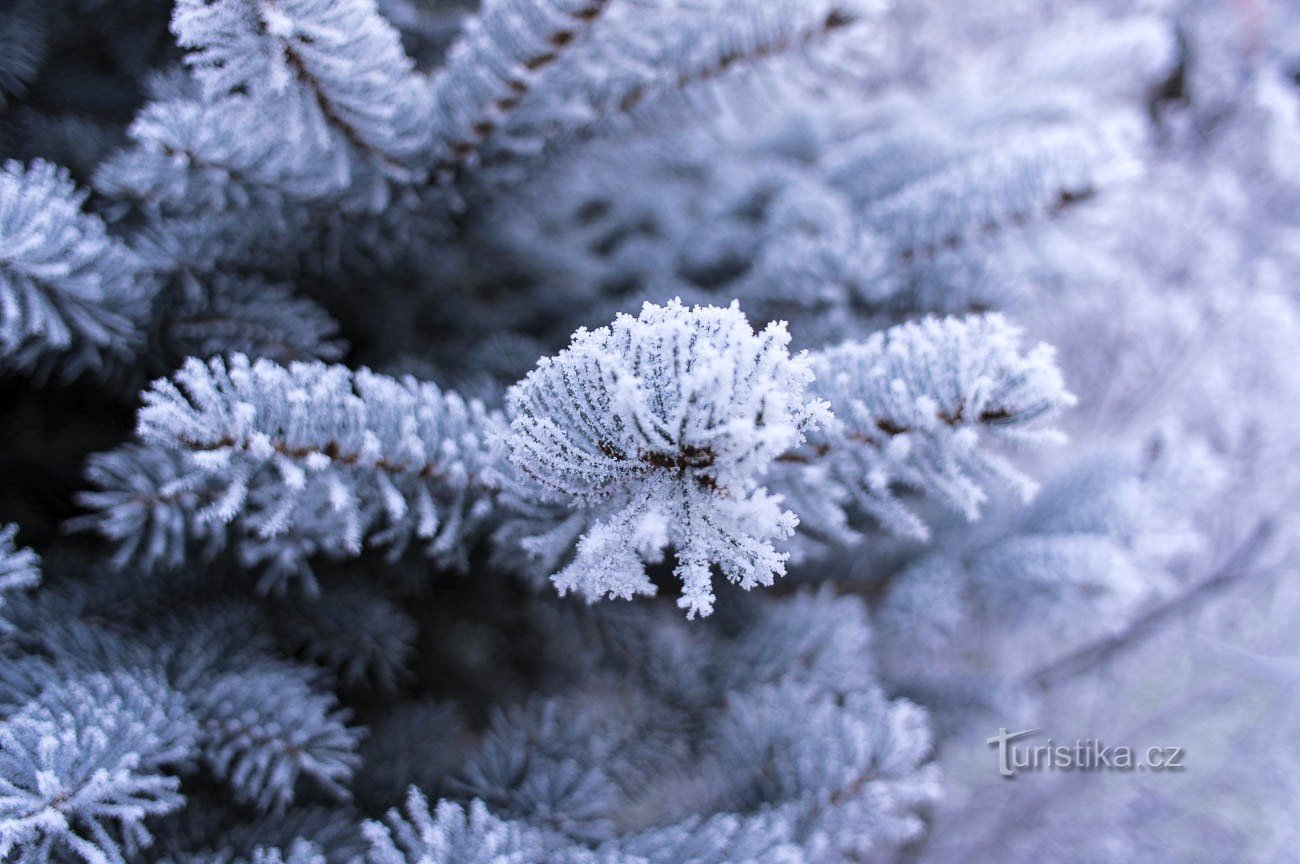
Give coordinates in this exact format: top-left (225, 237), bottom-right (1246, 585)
top-left (0, 160), bottom-right (154, 377)
top-left (782, 313), bottom-right (1074, 543)
top-left (1024, 517), bottom-right (1278, 691)
top-left (133, 354), bottom-right (503, 574)
top-left (427, 0), bottom-right (615, 183)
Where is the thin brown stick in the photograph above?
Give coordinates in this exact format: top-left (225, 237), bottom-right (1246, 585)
top-left (1023, 517), bottom-right (1278, 692)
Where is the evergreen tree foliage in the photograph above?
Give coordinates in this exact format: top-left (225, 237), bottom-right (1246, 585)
top-left (789, 313), bottom-right (1072, 544)
top-left (0, 525), bottom-right (40, 628)
top-left (0, 160), bottom-right (153, 377)
top-left (88, 354), bottom-right (504, 587)
top-left (0, 1), bottom-right (47, 107)
top-left (0, 0), bottom-right (1295, 862)
top-left (502, 298), bottom-right (829, 618)
top-left (172, 0), bottom-right (434, 178)
top-left (0, 672), bottom-right (196, 864)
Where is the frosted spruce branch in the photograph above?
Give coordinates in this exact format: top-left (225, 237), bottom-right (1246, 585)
top-left (0, 160), bottom-right (154, 377)
top-left (191, 661), bottom-right (362, 812)
top-left (3, 3), bottom-right (1267, 863)
top-left (482, 0), bottom-right (877, 175)
top-left (1023, 516), bottom-right (1277, 692)
top-left (503, 298), bottom-right (829, 618)
top-left (484, 84), bottom-right (1134, 341)
top-left (161, 275), bottom-right (346, 365)
top-left (503, 301), bottom-right (1071, 616)
top-left (83, 302), bottom-right (1069, 616)
top-left (364, 793), bottom-right (810, 863)
top-left (852, 120), bottom-right (1132, 314)
top-left (363, 792), bottom-right (553, 864)
top-left (783, 313), bottom-right (1074, 542)
top-left (0, 527), bottom-right (38, 588)
top-left (365, 590), bottom-right (938, 862)
top-left (70, 445), bottom-right (230, 574)
top-left (427, 0), bottom-right (614, 184)
top-left (0, 602), bottom-right (366, 856)
top-left (871, 455), bottom-right (1151, 701)
top-left (365, 788), bottom-right (813, 863)
top-left (162, 839), bottom-right (328, 864)
top-left (96, 95), bottom-right (356, 216)
top-left (0, 525), bottom-right (40, 631)
top-left (599, 0), bottom-right (864, 117)
top-left (132, 354), bottom-right (503, 576)
top-left (155, 609), bottom-right (366, 813)
top-left (0, 672), bottom-right (197, 864)
top-left (172, 0), bottom-right (433, 177)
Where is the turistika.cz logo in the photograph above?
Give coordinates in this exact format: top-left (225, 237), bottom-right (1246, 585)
top-left (987, 728), bottom-right (1185, 778)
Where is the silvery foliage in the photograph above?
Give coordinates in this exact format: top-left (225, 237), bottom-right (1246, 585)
top-left (0, 160), bottom-right (153, 376)
top-left (161, 839), bottom-right (329, 864)
top-left (0, 0), bottom-right (1293, 862)
top-left (103, 299), bottom-right (1068, 615)
top-left (789, 314), bottom-right (1072, 546)
top-left (476, 12), bottom-right (1160, 347)
top-left (89, 354), bottom-right (503, 589)
top-left (0, 599), bottom-right (366, 864)
top-left (0, 526), bottom-right (40, 628)
top-left (0, 673), bottom-right (196, 864)
top-left (370, 590), bottom-right (935, 862)
top-left (172, 0), bottom-right (434, 180)
top-left (160, 275), bottom-right (346, 366)
top-left (501, 302), bottom-right (1071, 616)
top-left (365, 791), bottom-right (805, 864)
top-left (502, 299), bottom-right (829, 618)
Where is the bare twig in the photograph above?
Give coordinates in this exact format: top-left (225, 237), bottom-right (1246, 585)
top-left (1024, 517), bottom-right (1278, 691)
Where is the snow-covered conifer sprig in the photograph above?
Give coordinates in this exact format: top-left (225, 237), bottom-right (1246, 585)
top-left (0, 672), bottom-right (198, 864)
top-left (427, 0), bottom-right (614, 184)
top-left (163, 275), bottom-right (347, 365)
top-left (363, 590), bottom-right (936, 862)
top-left (134, 354), bottom-right (504, 571)
top-left (0, 160), bottom-right (154, 377)
top-left (105, 305), bottom-right (1068, 617)
top-left (488, 0), bottom-right (883, 172)
top-left (172, 0), bottom-right (433, 175)
top-left (860, 124), bottom-right (1118, 271)
top-left (0, 525), bottom-right (40, 628)
top-left (363, 774), bottom-right (814, 863)
top-left (785, 313), bottom-right (1075, 541)
top-left (713, 682), bottom-right (938, 859)
top-left (364, 790), bottom-right (561, 864)
top-left (161, 839), bottom-right (329, 864)
top-left (503, 304), bottom-right (1070, 615)
top-left (70, 445), bottom-right (230, 574)
top-left (589, 0), bottom-right (868, 121)
top-left (95, 95), bottom-right (353, 218)
top-left (503, 298), bottom-right (830, 618)
top-left (192, 664), bottom-right (362, 812)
